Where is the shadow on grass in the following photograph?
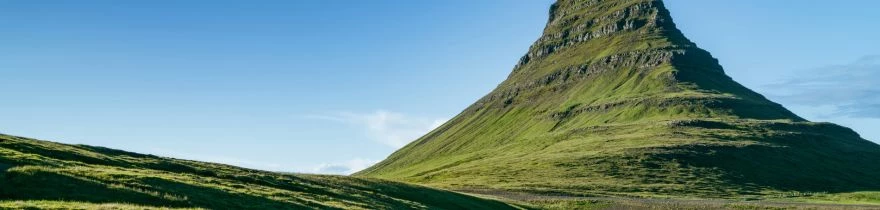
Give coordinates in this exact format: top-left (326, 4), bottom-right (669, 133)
top-left (1, 136), bottom-right (515, 209)
top-left (317, 176), bottom-right (516, 209)
top-left (0, 169), bottom-right (328, 209)
top-left (647, 124), bottom-right (880, 194)
top-left (1, 141), bottom-right (224, 178)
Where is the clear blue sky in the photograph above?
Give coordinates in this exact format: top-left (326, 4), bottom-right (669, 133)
top-left (2, 0), bottom-right (878, 174)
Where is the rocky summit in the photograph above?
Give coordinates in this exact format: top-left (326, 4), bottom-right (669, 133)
top-left (356, 0), bottom-right (880, 197)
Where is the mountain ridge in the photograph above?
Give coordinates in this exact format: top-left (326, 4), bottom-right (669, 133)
top-left (356, 0), bottom-right (880, 197)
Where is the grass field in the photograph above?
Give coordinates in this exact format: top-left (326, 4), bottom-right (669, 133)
top-left (0, 134), bottom-right (515, 209)
top-left (2, 134), bottom-right (878, 209)
top-left (462, 189), bottom-right (880, 210)
top-left (0, 200), bottom-right (203, 210)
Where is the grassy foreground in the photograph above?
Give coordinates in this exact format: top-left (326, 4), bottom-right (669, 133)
top-left (0, 134), bottom-right (515, 209)
top-left (2, 133), bottom-right (876, 210)
top-left (520, 199), bottom-right (880, 210)
top-left (0, 200), bottom-right (202, 210)
top-left (472, 190), bottom-right (880, 210)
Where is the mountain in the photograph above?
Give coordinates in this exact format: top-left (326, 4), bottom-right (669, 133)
top-left (0, 134), bottom-right (515, 209)
top-left (356, 0), bottom-right (880, 197)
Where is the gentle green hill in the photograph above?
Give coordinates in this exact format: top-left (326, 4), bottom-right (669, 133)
top-left (0, 134), bottom-right (515, 209)
top-left (356, 0), bottom-right (880, 198)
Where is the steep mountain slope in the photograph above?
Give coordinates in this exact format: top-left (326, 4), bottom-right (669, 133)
top-left (0, 134), bottom-right (515, 209)
top-left (356, 0), bottom-right (880, 197)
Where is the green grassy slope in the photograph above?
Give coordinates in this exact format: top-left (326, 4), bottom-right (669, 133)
top-left (356, 0), bottom-right (880, 198)
top-left (0, 200), bottom-right (202, 210)
top-left (0, 134), bottom-right (516, 209)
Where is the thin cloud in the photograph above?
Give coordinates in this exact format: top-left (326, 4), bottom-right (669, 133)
top-left (312, 158), bottom-right (378, 175)
top-left (763, 56), bottom-right (880, 119)
top-left (309, 110), bottom-right (448, 148)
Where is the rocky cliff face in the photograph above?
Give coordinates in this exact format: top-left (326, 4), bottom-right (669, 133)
top-left (517, 0), bottom-right (686, 67)
top-left (357, 0), bottom-right (880, 197)
top-left (467, 0), bottom-right (799, 123)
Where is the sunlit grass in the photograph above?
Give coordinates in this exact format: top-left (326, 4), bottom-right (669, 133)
top-left (0, 134), bottom-right (515, 209)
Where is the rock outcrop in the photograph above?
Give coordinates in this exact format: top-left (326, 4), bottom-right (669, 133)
top-left (357, 0), bottom-right (880, 197)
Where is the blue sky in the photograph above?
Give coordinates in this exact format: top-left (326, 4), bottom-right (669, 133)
top-left (2, 0), bottom-right (878, 174)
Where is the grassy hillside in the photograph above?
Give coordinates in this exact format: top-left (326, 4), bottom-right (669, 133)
top-left (0, 134), bottom-right (515, 209)
top-left (356, 0), bottom-right (880, 198)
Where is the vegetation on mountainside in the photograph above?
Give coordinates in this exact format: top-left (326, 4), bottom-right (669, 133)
top-left (356, 0), bottom-right (880, 198)
top-left (0, 134), bottom-right (515, 209)
top-left (361, 118), bottom-right (880, 197)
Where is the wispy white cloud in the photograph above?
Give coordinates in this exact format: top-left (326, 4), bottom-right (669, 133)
top-left (311, 158), bottom-right (378, 175)
top-left (763, 56), bottom-right (880, 118)
top-left (307, 110), bottom-right (448, 148)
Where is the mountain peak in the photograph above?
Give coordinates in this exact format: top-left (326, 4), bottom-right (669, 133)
top-left (519, 0), bottom-right (690, 69)
top-left (358, 0), bottom-right (880, 197)
top-left (473, 0), bottom-right (802, 124)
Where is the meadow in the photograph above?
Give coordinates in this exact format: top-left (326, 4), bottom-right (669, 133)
top-left (0, 134), bottom-right (515, 209)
